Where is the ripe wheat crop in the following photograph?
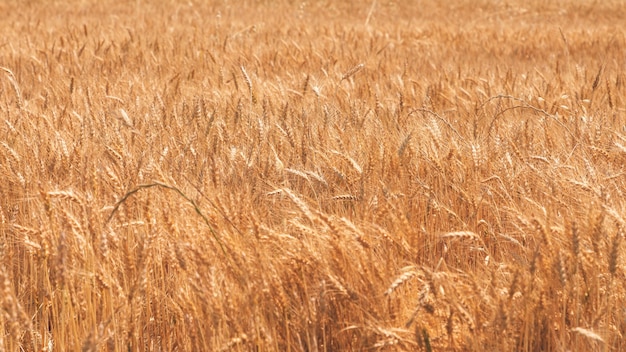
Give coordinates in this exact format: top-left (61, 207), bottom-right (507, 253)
top-left (1, 0), bottom-right (626, 350)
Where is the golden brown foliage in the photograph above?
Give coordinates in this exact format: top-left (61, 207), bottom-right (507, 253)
top-left (1, 0), bottom-right (626, 350)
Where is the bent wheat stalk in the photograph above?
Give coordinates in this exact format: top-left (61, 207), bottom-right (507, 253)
top-left (105, 182), bottom-right (226, 255)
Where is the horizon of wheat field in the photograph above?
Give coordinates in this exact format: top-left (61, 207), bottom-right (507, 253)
top-left (1, 0), bottom-right (626, 351)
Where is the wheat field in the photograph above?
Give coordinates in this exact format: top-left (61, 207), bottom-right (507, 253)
top-left (1, 0), bottom-right (625, 351)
